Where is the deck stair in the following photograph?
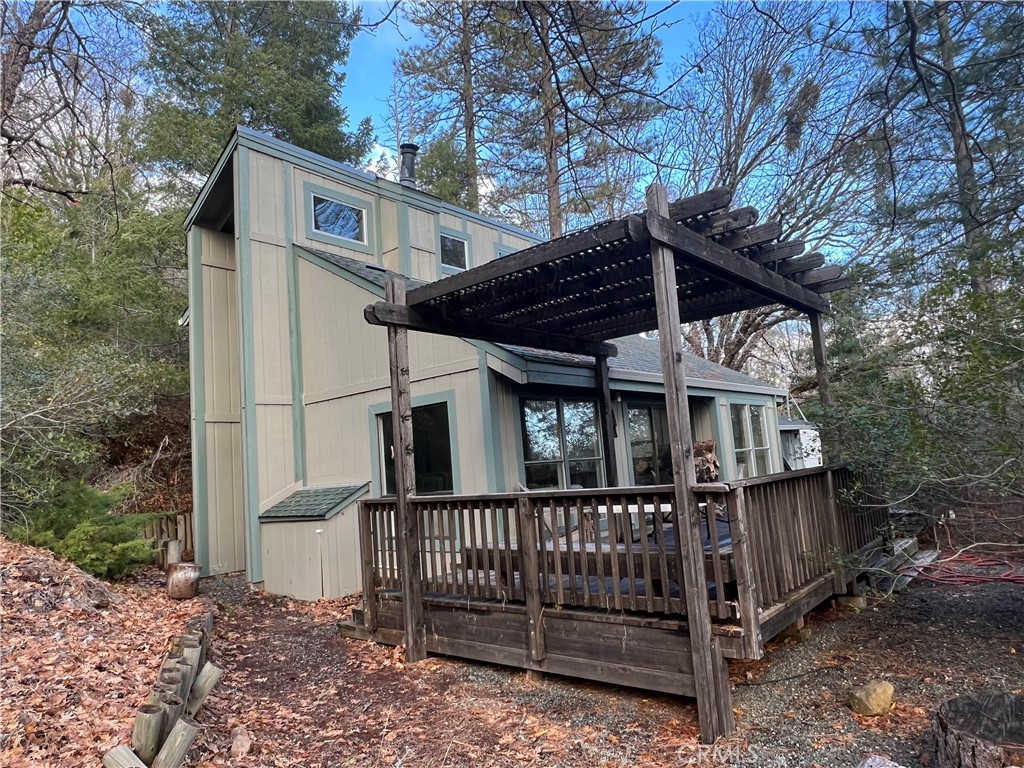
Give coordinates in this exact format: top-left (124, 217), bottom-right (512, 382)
top-left (865, 536), bottom-right (942, 593)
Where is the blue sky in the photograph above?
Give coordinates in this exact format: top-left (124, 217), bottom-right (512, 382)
top-left (344, 1), bottom-right (715, 147)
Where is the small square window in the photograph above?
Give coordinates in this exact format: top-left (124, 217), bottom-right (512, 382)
top-left (312, 194), bottom-right (365, 243)
top-left (441, 234), bottom-right (467, 271)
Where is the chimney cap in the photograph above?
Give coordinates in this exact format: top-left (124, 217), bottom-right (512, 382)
top-left (399, 142), bottom-right (420, 153)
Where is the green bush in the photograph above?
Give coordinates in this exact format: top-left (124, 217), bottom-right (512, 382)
top-left (7, 482), bottom-right (156, 579)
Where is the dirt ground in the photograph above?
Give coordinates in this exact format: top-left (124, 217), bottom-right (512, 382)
top-left (191, 575), bottom-right (1023, 768)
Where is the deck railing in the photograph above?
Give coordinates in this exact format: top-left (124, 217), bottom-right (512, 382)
top-left (359, 465), bottom-right (888, 647)
top-left (360, 486), bottom-right (736, 617)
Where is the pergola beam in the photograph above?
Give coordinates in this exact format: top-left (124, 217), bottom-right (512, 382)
top-left (668, 187), bottom-right (733, 222)
top-left (364, 301), bottom-right (617, 358)
top-left (407, 219), bottom-right (632, 306)
top-left (643, 212), bottom-right (829, 315)
top-left (690, 206), bottom-right (758, 237)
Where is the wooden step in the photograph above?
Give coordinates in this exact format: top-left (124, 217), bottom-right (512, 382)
top-left (867, 538), bottom-right (922, 590)
top-left (875, 549), bottom-right (939, 593)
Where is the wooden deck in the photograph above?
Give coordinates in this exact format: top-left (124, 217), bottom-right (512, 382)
top-left (342, 464), bottom-right (889, 691)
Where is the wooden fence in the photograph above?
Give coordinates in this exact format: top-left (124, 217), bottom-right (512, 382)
top-left (142, 512), bottom-right (195, 567)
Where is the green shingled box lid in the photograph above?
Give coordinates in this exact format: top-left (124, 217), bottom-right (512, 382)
top-left (259, 482), bottom-right (370, 523)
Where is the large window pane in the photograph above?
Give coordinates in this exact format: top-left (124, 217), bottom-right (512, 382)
top-left (755, 449), bottom-right (771, 476)
top-left (440, 234), bottom-right (467, 270)
top-left (522, 399), bottom-right (561, 462)
top-left (568, 460), bottom-right (601, 489)
top-left (525, 463), bottom-right (560, 490)
top-left (312, 195), bottom-right (364, 242)
top-left (380, 402), bottom-right (453, 495)
top-left (562, 400), bottom-right (598, 459)
top-left (730, 404), bottom-right (749, 449)
top-left (521, 397), bottom-right (602, 489)
top-left (750, 405), bottom-right (767, 448)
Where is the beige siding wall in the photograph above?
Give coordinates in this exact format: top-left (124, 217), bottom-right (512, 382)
top-left (246, 153), bottom-right (298, 511)
top-left (205, 423), bottom-right (244, 573)
top-left (380, 198), bottom-right (400, 273)
top-left (408, 205), bottom-right (435, 281)
top-left (297, 258), bottom-right (488, 495)
top-left (198, 228), bottom-right (245, 574)
top-left (493, 373), bottom-right (525, 490)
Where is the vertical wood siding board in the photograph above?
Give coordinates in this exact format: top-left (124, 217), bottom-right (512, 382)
top-left (189, 228), bottom-right (210, 574)
top-left (237, 146), bottom-right (263, 582)
top-left (477, 351), bottom-right (501, 493)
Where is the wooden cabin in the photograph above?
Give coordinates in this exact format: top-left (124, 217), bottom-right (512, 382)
top-left (186, 128), bottom-right (889, 743)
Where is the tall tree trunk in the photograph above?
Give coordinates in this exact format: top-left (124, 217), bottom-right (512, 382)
top-left (538, 11), bottom-right (562, 239)
top-left (460, 0), bottom-right (479, 212)
top-left (935, 2), bottom-right (991, 293)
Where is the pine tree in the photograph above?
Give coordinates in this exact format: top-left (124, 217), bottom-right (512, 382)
top-left (141, 1), bottom-right (373, 191)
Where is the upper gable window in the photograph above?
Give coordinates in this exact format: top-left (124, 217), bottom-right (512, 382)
top-left (440, 233), bottom-right (467, 272)
top-left (311, 193), bottom-right (365, 243)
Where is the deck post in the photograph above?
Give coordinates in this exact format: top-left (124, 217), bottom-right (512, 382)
top-left (809, 311), bottom-right (837, 462)
top-left (595, 353), bottom-right (619, 486)
top-left (516, 496), bottom-right (546, 664)
top-left (647, 183), bottom-right (734, 742)
top-left (726, 487), bottom-right (764, 659)
top-left (386, 278), bottom-right (426, 662)
top-left (825, 468), bottom-right (847, 594)
top-left (358, 502), bottom-right (379, 632)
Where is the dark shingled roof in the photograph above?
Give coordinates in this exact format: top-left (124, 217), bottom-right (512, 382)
top-left (505, 335), bottom-right (777, 391)
top-left (295, 246), bottom-right (778, 392)
top-left (296, 246), bottom-right (427, 291)
top-left (260, 482), bottom-right (369, 523)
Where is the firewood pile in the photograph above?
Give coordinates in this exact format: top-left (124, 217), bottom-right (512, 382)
top-left (694, 439), bottom-right (720, 483)
top-left (102, 612), bottom-right (223, 768)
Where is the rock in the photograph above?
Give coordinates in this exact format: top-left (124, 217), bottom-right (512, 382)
top-left (780, 627), bottom-right (813, 643)
top-left (838, 595), bottom-right (867, 611)
top-left (230, 726), bottom-right (252, 758)
top-left (850, 680), bottom-right (895, 716)
top-left (857, 757), bottom-right (908, 768)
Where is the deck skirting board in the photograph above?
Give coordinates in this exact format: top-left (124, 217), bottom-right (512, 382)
top-left (370, 596), bottom-right (700, 697)
top-left (758, 574), bottom-right (834, 641)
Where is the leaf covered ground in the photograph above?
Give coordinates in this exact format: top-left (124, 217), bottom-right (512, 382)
top-left (2, 537), bottom-right (1021, 767)
top-left (0, 538), bottom-right (206, 766)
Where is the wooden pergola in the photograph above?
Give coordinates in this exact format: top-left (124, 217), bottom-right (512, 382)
top-left (364, 183), bottom-right (846, 742)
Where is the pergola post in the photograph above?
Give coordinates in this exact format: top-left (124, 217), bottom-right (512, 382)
top-left (808, 310), bottom-right (836, 463)
top-left (595, 353), bottom-right (619, 486)
top-left (386, 278), bottom-right (426, 662)
top-left (647, 183), bottom-right (734, 742)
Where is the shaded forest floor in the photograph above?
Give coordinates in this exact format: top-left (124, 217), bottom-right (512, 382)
top-left (1, 537), bottom-right (1020, 767)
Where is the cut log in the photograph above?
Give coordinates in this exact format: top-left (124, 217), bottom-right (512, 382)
top-left (158, 693), bottom-right (184, 743)
top-left (181, 638), bottom-right (202, 678)
top-left (102, 745), bottom-right (148, 768)
top-left (152, 716), bottom-right (200, 768)
top-left (186, 662), bottom-right (224, 716)
top-left (161, 652), bottom-right (185, 674)
top-left (166, 563), bottom-right (200, 600)
top-left (131, 704), bottom-right (165, 765)
top-left (148, 682), bottom-right (177, 707)
top-left (174, 659), bottom-right (194, 700)
top-left (933, 693), bottom-right (1024, 767)
top-left (157, 669), bottom-right (182, 696)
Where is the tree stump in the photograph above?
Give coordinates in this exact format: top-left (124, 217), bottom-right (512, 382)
top-left (166, 563), bottom-right (200, 600)
top-left (933, 693), bottom-right (1024, 767)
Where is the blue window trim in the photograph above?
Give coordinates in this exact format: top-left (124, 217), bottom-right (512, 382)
top-left (367, 389), bottom-right (462, 497)
top-left (437, 224), bottom-right (473, 276)
top-left (303, 180), bottom-right (376, 256)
